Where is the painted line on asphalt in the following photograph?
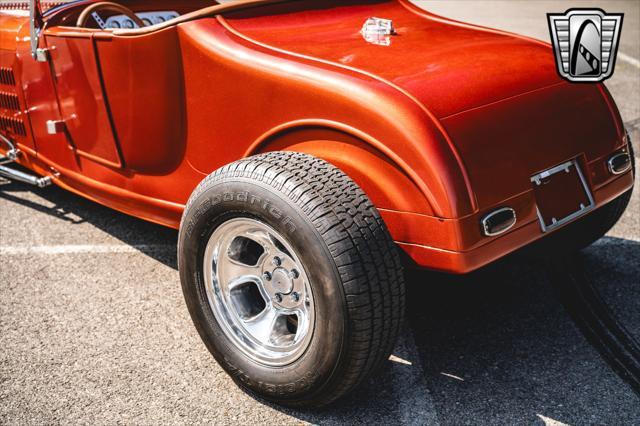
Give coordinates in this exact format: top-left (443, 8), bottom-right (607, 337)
top-left (0, 244), bottom-right (175, 255)
top-left (391, 328), bottom-right (441, 426)
top-left (1, 232), bottom-right (635, 257)
top-left (619, 52), bottom-right (640, 69)
top-left (537, 414), bottom-right (571, 426)
top-left (2, 242), bottom-right (443, 423)
top-left (0, 232), bottom-right (636, 257)
top-left (440, 372), bottom-right (464, 381)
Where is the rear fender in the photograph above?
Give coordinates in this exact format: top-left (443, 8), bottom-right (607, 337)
top-left (179, 19), bottom-right (476, 218)
top-left (246, 121), bottom-right (434, 215)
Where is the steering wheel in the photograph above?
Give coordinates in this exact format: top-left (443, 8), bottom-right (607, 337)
top-left (76, 2), bottom-right (145, 28)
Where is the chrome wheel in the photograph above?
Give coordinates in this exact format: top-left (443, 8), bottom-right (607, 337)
top-left (203, 218), bottom-right (315, 366)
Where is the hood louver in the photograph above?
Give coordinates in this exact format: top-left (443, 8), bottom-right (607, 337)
top-left (0, 92), bottom-right (20, 110)
top-left (0, 2), bottom-right (67, 11)
top-left (0, 115), bottom-right (26, 136)
top-left (0, 66), bottom-right (26, 138)
top-left (0, 67), bottom-right (16, 86)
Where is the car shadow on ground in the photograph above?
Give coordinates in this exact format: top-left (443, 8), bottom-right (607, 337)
top-left (1, 179), bottom-right (639, 424)
top-left (0, 178), bottom-right (179, 268)
top-left (278, 239), bottom-right (639, 425)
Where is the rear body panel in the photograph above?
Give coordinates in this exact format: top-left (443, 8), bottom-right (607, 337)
top-left (223, 0), bottom-right (562, 118)
top-left (441, 83), bottom-right (624, 209)
top-left (222, 0), bottom-right (625, 208)
top-left (0, 0), bottom-right (633, 273)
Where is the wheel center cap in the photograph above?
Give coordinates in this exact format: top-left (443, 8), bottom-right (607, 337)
top-left (271, 268), bottom-right (293, 295)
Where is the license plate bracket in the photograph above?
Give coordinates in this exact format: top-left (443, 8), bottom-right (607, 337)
top-left (531, 160), bottom-right (595, 233)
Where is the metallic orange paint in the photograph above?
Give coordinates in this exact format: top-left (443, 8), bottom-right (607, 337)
top-left (96, 27), bottom-right (186, 173)
top-left (47, 34), bottom-right (123, 168)
top-left (0, 0), bottom-right (634, 273)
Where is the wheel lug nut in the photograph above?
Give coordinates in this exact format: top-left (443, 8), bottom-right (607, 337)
top-left (272, 256), bottom-right (282, 267)
top-left (288, 269), bottom-right (299, 279)
top-left (262, 272), bottom-right (272, 281)
top-left (274, 293), bottom-right (283, 303)
top-left (291, 292), bottom-right (300, 302)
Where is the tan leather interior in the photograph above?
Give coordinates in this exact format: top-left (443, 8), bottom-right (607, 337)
top-left (109, 0), bottom-right (292, 36)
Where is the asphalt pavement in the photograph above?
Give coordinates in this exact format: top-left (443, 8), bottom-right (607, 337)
top-left (1, 1), bottom-right (640, 424)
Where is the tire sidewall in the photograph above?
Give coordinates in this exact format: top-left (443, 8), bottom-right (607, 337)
top-left (179, 178), bottom-right (348, 402)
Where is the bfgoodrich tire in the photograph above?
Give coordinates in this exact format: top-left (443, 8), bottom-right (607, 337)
top-left (178, 152), bottom-right (405, 408)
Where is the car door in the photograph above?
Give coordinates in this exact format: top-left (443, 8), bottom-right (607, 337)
top-left (92, 28), bottom-right (186, 174)
top-left (44, 30), bottom-right (123, 168)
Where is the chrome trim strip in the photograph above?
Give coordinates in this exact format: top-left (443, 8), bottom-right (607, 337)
top-left (481, 207), bottom-right (517, 237)
top-left (608, 152), bottom-right (632, 175)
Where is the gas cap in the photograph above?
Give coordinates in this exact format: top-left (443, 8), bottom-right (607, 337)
top-left (361, 17), bottom-right (395, 45)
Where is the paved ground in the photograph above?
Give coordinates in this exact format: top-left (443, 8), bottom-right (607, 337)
top-left (1, 1), bottom-right (640, 425)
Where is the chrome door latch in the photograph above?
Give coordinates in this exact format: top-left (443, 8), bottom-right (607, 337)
top-left (35, 48), bottom-right (50, 62)
top-left (46, 120), bottom-right (66, 135)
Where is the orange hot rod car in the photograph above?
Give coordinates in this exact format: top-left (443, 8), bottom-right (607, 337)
top-left (0, 0), bottom-right (635, 407)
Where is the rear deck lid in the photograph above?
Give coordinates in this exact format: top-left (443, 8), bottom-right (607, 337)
top-left (223, 0), bottom-right (562, 119)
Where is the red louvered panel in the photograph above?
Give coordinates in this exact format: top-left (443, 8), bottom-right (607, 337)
top-left (0, 67), bottom-right (16, 86)
top-left (0, 91), bottom-right (20, 110)
top-left (0, 114), bottom-right (26, 136)
top-left (0, 2), bottom-right (68, 11)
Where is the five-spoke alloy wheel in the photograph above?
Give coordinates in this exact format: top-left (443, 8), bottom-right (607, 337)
top-left (203, 218), bottom-right (315, 366)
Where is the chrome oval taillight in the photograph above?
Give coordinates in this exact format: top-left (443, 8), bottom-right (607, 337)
top-left (481, 207), bottom-right (517, 237)
top-left (608, 152), bottom-right (631, 175)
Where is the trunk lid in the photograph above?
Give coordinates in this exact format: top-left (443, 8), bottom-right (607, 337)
top-left (224, 0), bottom-right (562, 119)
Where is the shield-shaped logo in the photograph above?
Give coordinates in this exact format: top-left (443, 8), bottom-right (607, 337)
top-left (548, 9), bottom-right (623, 82)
